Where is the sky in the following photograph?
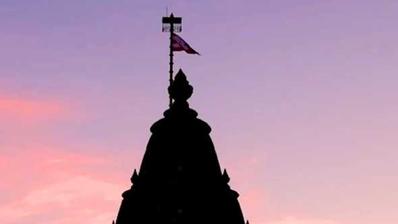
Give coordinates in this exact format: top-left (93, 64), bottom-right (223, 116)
top-left (1, 0), bottom-right (398, 223)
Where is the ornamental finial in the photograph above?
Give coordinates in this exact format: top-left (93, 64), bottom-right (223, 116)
top-left (168, 69), bottom-right (193, 104)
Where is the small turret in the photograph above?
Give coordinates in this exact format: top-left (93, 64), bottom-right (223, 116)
top-left (222, 168), bottom-right (231, 183)
top-left (130, 169), bottom-right (139, 184)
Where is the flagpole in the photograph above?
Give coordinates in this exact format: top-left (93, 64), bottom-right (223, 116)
top-left (162, 13), bottom-right (182, 108)
top-left (169, 14), bottom-right (174, 108)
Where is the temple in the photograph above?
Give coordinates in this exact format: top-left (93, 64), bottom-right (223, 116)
top-left (114, 69), bottom-right (247, 224)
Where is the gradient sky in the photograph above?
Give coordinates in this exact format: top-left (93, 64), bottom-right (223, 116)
top-left (1, 1), bottom-right (398, 224)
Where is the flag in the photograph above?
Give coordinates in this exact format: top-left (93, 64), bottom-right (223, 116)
top-left (171, 33), bottom-right (200, 55)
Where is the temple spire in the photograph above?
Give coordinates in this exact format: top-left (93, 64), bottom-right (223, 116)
top-left (114, 15), bottom-right (246, 224)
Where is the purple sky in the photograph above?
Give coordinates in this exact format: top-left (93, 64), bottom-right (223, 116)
top-left (1, 1), bottom-right (398, 224)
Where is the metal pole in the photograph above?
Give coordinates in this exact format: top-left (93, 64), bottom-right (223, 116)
top-left (169, 19), bottom-right (174, 108)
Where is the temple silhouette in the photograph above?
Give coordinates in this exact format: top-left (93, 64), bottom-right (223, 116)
top-left (113, 69), bottom-right (247, 224)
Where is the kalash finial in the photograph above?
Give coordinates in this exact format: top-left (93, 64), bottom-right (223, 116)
top-left (164, 69), bottom-right (197, 118)
top-left (168, 69), bottom-right (193, 104)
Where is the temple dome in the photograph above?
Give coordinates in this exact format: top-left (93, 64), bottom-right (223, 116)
top-left (115, 69), bottom-right (246, 224)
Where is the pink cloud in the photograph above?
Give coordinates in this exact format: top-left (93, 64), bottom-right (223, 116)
top-left (0, 96), bottom-right (70, 122)
top-left (0, 175), bottom-right (122, 224)
top-left (267, 217), bottom-right (341, 224)
top-left (0, 146), bottom-right (136, 224)
top-left (239, 186), bottom-right (268, 224)
top-left (221, 151), bottom-right (268, 224)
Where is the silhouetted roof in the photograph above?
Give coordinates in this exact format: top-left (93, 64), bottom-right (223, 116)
top-left (115, 69), bottom-right (246, 224)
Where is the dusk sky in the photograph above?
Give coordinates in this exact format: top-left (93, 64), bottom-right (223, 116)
top-left (1, 1), bottom-right (398, 223)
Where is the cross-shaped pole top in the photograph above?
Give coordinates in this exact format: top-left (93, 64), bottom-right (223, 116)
top-left (162, 13), bottom-right (182, 26)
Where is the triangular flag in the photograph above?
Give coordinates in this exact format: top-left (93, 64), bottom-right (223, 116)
top-left (171, 33), bottom-right (200, 55)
